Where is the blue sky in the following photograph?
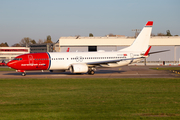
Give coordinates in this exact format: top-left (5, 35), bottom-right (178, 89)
top-left (1, 0), bottom-right (180, 46)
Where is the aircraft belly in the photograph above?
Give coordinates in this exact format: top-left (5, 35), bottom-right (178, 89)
top-left (132, 58), bottom-right (144, 63)
top-left (108, 61), bottom-right (130, 67)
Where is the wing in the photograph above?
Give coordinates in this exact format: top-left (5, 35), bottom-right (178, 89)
top-left (86, 46), bottom-right (152, 66)
top-left (86, 57), bottom-right (144, 66)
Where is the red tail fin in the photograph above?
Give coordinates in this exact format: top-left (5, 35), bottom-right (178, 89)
top-left (145, 21), bottom-right (153, 26)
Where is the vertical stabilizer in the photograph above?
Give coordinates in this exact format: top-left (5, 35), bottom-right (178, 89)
top-left (120, 21), bottom-right (153, 53)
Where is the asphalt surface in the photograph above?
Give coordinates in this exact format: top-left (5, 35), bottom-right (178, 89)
top-left (0, 66), bottom-right (179, 78)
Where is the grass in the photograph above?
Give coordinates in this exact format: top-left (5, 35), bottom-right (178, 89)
top-left (150, 67), bottom-right (180, 71)
top-left (0, 67), bottom-right (15, 71)
top-left (0, 78), bottom-right (180, 120)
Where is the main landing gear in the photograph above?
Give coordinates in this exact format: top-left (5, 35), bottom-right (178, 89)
top-left (88, 68), bottom-right (96, 75)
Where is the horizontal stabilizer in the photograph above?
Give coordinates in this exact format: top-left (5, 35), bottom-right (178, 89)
top-left (149, 50), bottom-right (170, 55)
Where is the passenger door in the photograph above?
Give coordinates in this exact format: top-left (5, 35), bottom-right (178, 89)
top-left (28, 55), bottom-right (34, 64)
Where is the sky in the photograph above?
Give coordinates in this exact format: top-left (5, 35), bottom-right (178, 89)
top-left (1, 0), bottom-right (180, 46)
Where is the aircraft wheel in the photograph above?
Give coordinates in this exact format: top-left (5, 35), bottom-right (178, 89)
top-left (91, 70), bottom-right (95, 75)
top-left (88, 70), bottom-right (94, 75)
top-left (22, 72), bottom-right (26, 76)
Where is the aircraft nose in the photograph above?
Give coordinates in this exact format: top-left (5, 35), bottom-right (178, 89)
top-left (7, 61), bottom-right (16, 68)
top-left (7, 61), bottom-right (12, 67)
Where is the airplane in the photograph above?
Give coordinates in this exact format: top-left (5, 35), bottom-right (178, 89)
top-left (7, 21), bottom-right (162, 76)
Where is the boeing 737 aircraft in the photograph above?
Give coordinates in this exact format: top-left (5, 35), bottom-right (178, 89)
top-left (7, 21), bottom-right (155, 76)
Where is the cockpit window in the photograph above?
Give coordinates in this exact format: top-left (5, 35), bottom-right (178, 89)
top-left (13, 58), bottom-right (22, 61)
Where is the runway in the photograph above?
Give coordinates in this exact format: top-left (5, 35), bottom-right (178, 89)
top-left (0, 66), bottom-right (179, 78)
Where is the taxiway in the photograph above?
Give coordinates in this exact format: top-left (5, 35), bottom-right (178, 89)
top-left (0, 66), bottom-right (179, 78)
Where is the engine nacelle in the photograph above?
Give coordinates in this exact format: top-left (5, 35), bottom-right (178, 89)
top-left (70, 64), bottom-right (88, 73)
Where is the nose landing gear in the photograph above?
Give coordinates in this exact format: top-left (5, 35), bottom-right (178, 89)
top-left (16, 70), bottom-right (26, 76)
top-left (22, 72), bottom-right (26, 76)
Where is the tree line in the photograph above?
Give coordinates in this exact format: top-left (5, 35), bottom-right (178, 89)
top-left (156, 30), bottom-right (174, 36)
top-left (0, 35), bottom-right (53, 47)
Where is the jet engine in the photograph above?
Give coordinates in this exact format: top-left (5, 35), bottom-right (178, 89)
top-left (70, 64), bottom-right (88, 73)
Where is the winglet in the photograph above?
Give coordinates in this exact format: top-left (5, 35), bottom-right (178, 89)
top-left (145, 21), bottom-right (153, 26)
top-left (144, 46), bottom-right (151, 56)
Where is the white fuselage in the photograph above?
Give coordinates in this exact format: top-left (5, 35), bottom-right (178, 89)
top-left (48, 51), bottom-right (144, 70)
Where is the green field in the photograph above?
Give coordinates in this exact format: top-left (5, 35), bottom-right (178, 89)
top-left (0, 68), bottom-right (15, 71)
top-left (0, 78), bottom-right (180, 120)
